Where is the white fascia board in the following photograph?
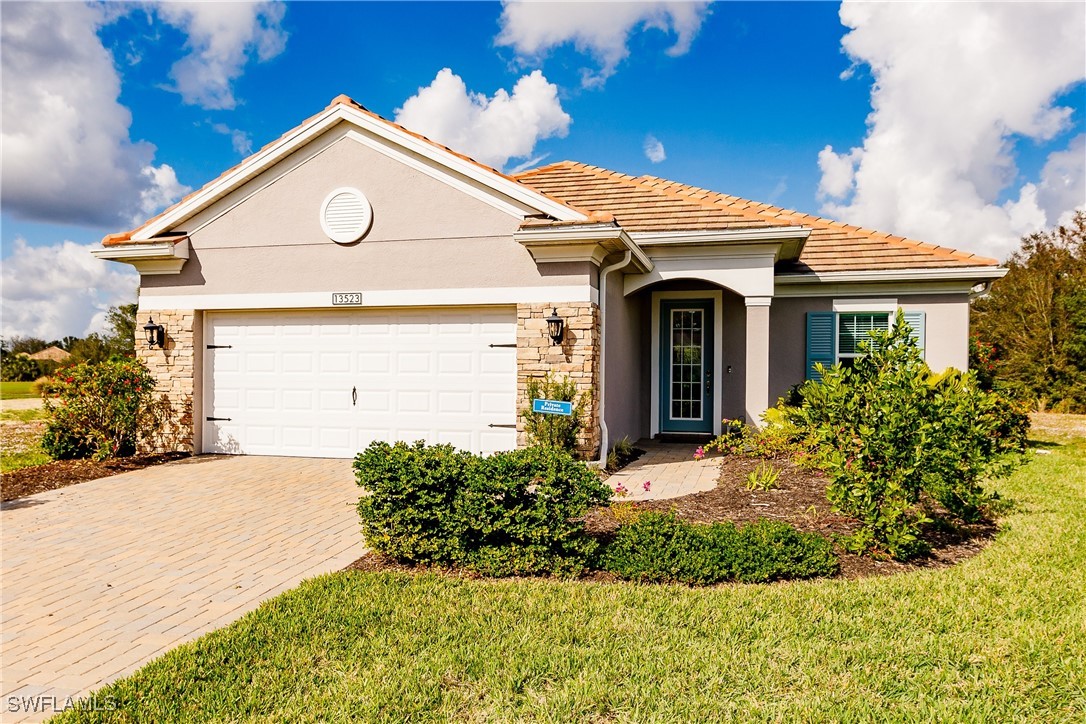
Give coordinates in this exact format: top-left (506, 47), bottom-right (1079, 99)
top-left (776, 266), bottom-right (1007, 285)
top-left (515, 224), bottom-right (654, 272)
top-left (631, 227), bottom-right (809, 260)
top-left (135, 105), bottom-right (585, 240)
top-left (631, 227), bottom-right (810, 244)
top-left (133, 110), bottom-right (343, 240)
top-left (335, 106), bottom-right (586, 222)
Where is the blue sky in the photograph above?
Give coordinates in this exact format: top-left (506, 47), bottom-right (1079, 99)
top-left (2, 1), bottom-right (1084, 339)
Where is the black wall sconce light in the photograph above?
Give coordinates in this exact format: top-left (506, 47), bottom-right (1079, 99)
top-left (545, 307), bottom-right (564, 345)
top-left (143, 317), bottom-right (166, 348)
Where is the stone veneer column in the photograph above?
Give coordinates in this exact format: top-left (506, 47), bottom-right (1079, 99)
top-left (516, 303), bottom-right (601, 458)
top-left (744, 297), bottom-right (772, 426)
top-left (135, 310), bottom-right (196, 454)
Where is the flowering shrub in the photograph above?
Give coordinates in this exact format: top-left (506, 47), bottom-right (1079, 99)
top-left (355, 442), bottom-right (611, 577)
top-left (602, 511), bottom-right (837, 584)
top-left (41, 360), bottom-right (164, 460)
top-left (788, 311), bottom-right (1029, 559)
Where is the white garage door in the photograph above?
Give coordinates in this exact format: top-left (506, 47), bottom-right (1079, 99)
top-left (204, 307), bottom-right (517, 457)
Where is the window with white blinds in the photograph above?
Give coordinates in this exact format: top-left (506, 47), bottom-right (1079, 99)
top-left (837, 312), bottom-right (890, 358)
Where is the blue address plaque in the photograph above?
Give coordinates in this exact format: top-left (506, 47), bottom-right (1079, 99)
top-left (532, 398), bottom-right (573, 416)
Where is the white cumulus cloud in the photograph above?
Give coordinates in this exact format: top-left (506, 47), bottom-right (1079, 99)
top-left (643, 134), bottom-right (666, 163)
top-left (1, 238), bottom-right (138, 340)
top-left (496, 1), bottom-right (712, 87)
top-left (211, 122), bottom-right (255, 156)
top-left (394, 68), bottom-right (571, 170)
top-left (155, 1), bottom-right (288, 110)
top-left (817, 1), bottom-right (1086, 261)
top-left (0, 1), bottom-right (189, 228)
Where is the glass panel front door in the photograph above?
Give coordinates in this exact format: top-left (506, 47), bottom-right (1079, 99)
top-left (660, 299), bottom-right (714, 433)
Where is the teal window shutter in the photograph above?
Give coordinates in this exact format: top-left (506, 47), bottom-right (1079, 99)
top-left (901, 311), bottom-right (926, 357)
top-left (806, 312), bottom-right (836, 381)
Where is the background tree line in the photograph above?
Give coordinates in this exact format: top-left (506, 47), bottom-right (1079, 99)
top-left (971, 210), bottom-right (1086, 413)
top-left (1, 303), bottom-right (137, 381)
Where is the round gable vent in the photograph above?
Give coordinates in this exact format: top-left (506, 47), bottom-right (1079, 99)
top-left (320, 187), bottom-right (373, 244)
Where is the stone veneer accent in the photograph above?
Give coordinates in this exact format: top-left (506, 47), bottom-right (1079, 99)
top-left (516, 302), bottom-right (601, 458)
top-left (135, 310), bottom-right (196, 454)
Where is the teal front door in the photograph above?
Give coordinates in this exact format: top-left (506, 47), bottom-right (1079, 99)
top-left (660, 299), bottom-right (714, 433)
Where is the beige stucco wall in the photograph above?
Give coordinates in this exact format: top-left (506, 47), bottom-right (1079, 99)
top-left (768, 292), bottom-right (972, 404)
top-left (719, 293), bottom-right (747, 421)
top-left (601, 270), bottom-right (644, 448)
top-left (897, 293), bottom-right (971, 372)
top-left (141, 129), bottom-right (591, 296)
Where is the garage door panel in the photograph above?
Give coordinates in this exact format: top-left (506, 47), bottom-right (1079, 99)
top-left (206, 307), bottom-right (517, 457)
top-left (245, 353), bottom-right (276, 373)
top-left (396, 352), bottom-right (430, 374)
top-left (357, 353), bottom-right (389, 373)
top-left (319, 352), bottom-right (351, 374)
top-left (480, 351), bottom-right (515, 374)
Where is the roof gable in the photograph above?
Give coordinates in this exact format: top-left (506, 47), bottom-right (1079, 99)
top-left (515, 161), bottom-right (998, 273)
top-left (106, 96), bottom-right (587, 246)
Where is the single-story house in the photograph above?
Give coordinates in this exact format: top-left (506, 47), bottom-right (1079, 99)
top-left (94, 94), bottom-right (1004, 461)
top-left (25, 346), bottom-right (72, 363)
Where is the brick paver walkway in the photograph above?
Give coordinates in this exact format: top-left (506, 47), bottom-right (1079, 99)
top-left (605, 439), bottom-right (720, 501)
top-left (1, 455), bottom-right (361, 722)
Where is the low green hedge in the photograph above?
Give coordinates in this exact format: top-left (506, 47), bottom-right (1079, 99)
top-left (356, 441), bottom-right (837, 584)
top-left (602, 511), bottom-right (838, 584)
top-left (355, 442), bottom-right (611, 577)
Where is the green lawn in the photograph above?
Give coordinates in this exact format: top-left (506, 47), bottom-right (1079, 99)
top-left (57, 439), bottom-right (1086, 722)
top-left (0, 407), bottom-right (51, 473)
top-left (0, 380), bottom-right (39, 399)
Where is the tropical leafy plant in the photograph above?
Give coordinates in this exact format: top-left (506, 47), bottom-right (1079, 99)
top-left (787, 311), bottom-right (1029, 559)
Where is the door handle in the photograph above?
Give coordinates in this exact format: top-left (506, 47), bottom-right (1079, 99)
top-left (352, 386), bottom-right (357, 406)
top-left (705, 371), bottom-right (712, 392)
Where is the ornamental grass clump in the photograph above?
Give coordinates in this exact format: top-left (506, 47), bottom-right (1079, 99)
top-left (41, 359), bottom-right (164, 460)
top-left (787, 310), bottom-right (1030, 560)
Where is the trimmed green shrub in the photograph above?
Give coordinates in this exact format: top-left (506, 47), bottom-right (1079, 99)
top-left (41, 359), bottom-right (163, 460)
top-left (354, 442), bottom-right (611, 577)
top-left (354, 441), bottom-right (474, 564)
top-left (457, 446), bottom-right (611, 576)
top-left (602, 511), bottom-right (838, 584)
top-left (521, 373), bottom-right (588, 454)
top-left (788, 311), bottom-right (1030, 559)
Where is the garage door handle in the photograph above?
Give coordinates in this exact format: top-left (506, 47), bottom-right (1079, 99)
top-left (352, 386), bottom-right (357, 406)
top-left (206, 417), bottom-right (232, 422)
top-left (488, 423), bottom-right (516, 428)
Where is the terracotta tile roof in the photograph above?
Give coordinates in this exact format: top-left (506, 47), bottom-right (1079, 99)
top-left (104, 95), bottom-right (586, 247)
top-left (514, 161), bottom-right (998, 273)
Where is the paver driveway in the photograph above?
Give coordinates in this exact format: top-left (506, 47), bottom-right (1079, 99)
top-left (1, 455), bottom-right (362, 721)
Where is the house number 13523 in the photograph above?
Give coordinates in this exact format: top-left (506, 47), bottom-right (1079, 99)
top-left (332, 292), bottom-right (362, 305)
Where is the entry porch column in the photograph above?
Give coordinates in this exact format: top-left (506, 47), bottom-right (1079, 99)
top-left (744, 296), bottom-right (772, 425)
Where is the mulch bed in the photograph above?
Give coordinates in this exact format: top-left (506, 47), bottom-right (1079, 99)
top-left (585, 455), bottom-right (998, 579)
top-left (1, 453), bottom-right (190, 502)
top-left (349, 453), bottom-right (998, 582)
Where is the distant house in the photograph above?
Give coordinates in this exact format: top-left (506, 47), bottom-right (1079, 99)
top-left (25, 346), bottom-right (71, 363)
top-left (94, 94), bottom-right (1004, 461)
